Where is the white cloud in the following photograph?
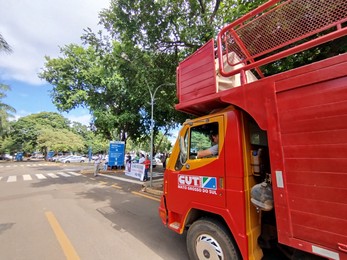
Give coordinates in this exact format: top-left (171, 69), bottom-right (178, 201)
top-left (10, 109), bottom-right (30, 122)
top-left (0, 0), bottom-right (110, 85)
top-left (63, 113), bottom-right (92, 126)
top-left (9, 108), bottom-right (92, 126)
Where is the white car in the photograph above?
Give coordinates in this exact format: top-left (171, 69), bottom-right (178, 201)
top-left (57, 155), bottom-right (71, 162)
top-left (1, 154), bottom-right (13, 160)
top-left (60, 155), bottom-right (87, 163)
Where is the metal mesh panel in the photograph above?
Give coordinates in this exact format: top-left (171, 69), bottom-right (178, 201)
top-left (222, 0), bottom-right (347, 61)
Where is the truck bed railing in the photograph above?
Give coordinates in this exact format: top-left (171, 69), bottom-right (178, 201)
top-left (217, 0), bottom-right (347, 80)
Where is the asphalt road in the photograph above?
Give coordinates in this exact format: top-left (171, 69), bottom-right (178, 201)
top-left (0, 161), bottom-right (188, 260)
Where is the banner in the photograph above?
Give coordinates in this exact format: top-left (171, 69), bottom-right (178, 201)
top-left (125, 163), bottom-right (145, 181)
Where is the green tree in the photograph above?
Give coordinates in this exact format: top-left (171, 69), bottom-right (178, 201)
top-left (190, 131), bottom-right (211, 152)
top-left (126, 131), bottom-right (172, 154)
top-left (0, 34), bottom-right (15, 140)
top-left (39, 32), bottom-right (185, 145)
top-left (154, 131), bottom-right (172, 153)
top-left (99, 0), bottom-right (268, 55)
top-left (0, 135), bottom-right (16, 155)
top-left (0, 84), bottom-right (16, 139)
top-left (40, 0), bottom-right (297, 152)
top-left (71, 122), bottom-right (109, 154)
top-left (37, 127), bottom-right (85, 156)
top-left (8, 112), bottom-right (84, 156)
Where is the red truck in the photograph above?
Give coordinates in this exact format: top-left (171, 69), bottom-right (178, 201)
top-left (159, 0), bottom-right (347, 259)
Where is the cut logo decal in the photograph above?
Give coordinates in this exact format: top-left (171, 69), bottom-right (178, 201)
top-left (178, 175), bottom-right (217, 195)
top-left (202, 177), bottom-right (216, 189)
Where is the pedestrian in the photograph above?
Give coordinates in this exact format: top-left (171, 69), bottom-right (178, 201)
top-left (104, 155), bottom-right (109, 170)
top-left (125, 152), bottom-right (132, 172)
top-left (142, 155), bottom-right (151, 181)
top-left (162, 153), bottom-right (167, 169)
top-left (166, 153), bottom-right (170, 168)
top-left (138, 153), bottom-right (145, 164)
top-left (94, 154), bottom-right (101, 177)
top-left (134, 153), bottom-right (140, 163)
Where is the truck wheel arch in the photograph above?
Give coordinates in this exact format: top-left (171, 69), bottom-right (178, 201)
top-left (186, 217), bottom-right (241, 260)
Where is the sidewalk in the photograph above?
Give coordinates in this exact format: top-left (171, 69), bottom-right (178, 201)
top-left (85, 165), bottom-right (165, 197)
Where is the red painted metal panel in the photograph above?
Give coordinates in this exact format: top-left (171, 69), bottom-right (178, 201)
top-left (275, 66), bottom-right (347, 250)
top-left (180, 65), bottom-right (214, 86)
top-left (292, 222), bottom-right (347, 250)
top-left (285, 158), bottom-right (347, 173)
top-left (281, 114), bottom-right (347, 134)
top-left (281, 129), bottom-right (347, 146)
top-left (291, 212), bottom-right (347, 238)
top-left (288, 196), bottom-right (347, 220)
top-left (180, 76), bottom-right (215, 96)
top-left (277, 77), bottom-right (347, 132)
top-left (177, 39), bottom-right (216, 106)
top-left (287, 171), bottom-right (347, 189)
top-left (179, 53), bottom-right (213, 76)
top-left (279, 93), bottom-right (347, 125)
top-left (180, 61), bottom-right (214, 90)
top-left (287, 183), bottom-right (347, 205)
top-left (180, 80), bottom-right (215, 97)
top-left (284, 144), bottom-right (347, 160)
top-left (275, 61), bottom-right (347, 92)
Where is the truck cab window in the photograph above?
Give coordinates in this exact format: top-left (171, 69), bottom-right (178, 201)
top-left (190, 122), bottom-right (219, 159)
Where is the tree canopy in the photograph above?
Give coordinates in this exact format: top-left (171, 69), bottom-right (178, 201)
top-left (2, 112), bottom-right (111, 156)
top-left (0, 34), bottom-right (16, 141)
top-left (0, 84), bottom-right (16, 138)
top-left (39, 0), bottom-right (344, 154)
top-left (39, 29), bottom-right (185, 146)
top-left (8, 112), bottom-right (82, 153)
top-left (0, 111), bottom-right (171, 157)
top-left (40, 0), bottom-right (267, 146)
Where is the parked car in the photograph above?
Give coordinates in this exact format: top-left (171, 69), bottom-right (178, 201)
top-left (56, 154), bottom-right (73, 162)
top-left (60, 155), bottom-right (87, 163)
top-left (30, 153), bottom-right (44, 159)
top-left (49, 155), bottom-right (64, 162)
top-left (0, 154), bottom-right (13, 160)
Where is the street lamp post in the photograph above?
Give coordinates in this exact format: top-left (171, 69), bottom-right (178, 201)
top-left (147, 83), bottom-right (175, 187)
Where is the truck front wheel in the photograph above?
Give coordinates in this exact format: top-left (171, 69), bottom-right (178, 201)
top-left (187, 218), bottom-right (240, 260)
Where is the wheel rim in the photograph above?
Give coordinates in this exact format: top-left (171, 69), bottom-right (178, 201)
top-left (195, 234), bottom-right (224, 260)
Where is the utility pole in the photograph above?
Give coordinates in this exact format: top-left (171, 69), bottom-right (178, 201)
top-left (147, 83), bottom-right (175, 187)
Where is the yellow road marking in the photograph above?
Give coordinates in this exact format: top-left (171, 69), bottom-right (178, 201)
top-left (132, 191), bottom-right (160, 202)
top-left (45, 211), bottom-right (80, 260)
top-left (111, 184), bottom-right (122, 189)
top-left (98, 181), bottom-right (108, 185)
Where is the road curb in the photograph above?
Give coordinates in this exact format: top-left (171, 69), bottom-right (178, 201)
top-left (80, 169), bottom-right (164, 197)
top-left (142, 185), bottom-right (163, 196)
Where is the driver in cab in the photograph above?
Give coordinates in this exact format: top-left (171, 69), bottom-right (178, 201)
top-left (197, 130), bottom-right (219, 158)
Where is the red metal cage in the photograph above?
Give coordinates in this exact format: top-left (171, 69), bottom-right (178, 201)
top-left (217, 0), bottom-right (347, 79)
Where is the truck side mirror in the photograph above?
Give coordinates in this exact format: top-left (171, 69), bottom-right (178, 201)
top-left (179, 136), bottom-right (187, 165)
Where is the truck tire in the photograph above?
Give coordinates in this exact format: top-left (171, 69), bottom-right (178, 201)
top-left (187, 218), bottom-right (241, 260)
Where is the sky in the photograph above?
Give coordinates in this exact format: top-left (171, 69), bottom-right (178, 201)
top-left (0, 0), bottom-right (111, 125)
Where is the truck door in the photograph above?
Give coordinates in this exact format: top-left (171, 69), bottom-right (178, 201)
top-left (174, 115), bottom-right (226, 209)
